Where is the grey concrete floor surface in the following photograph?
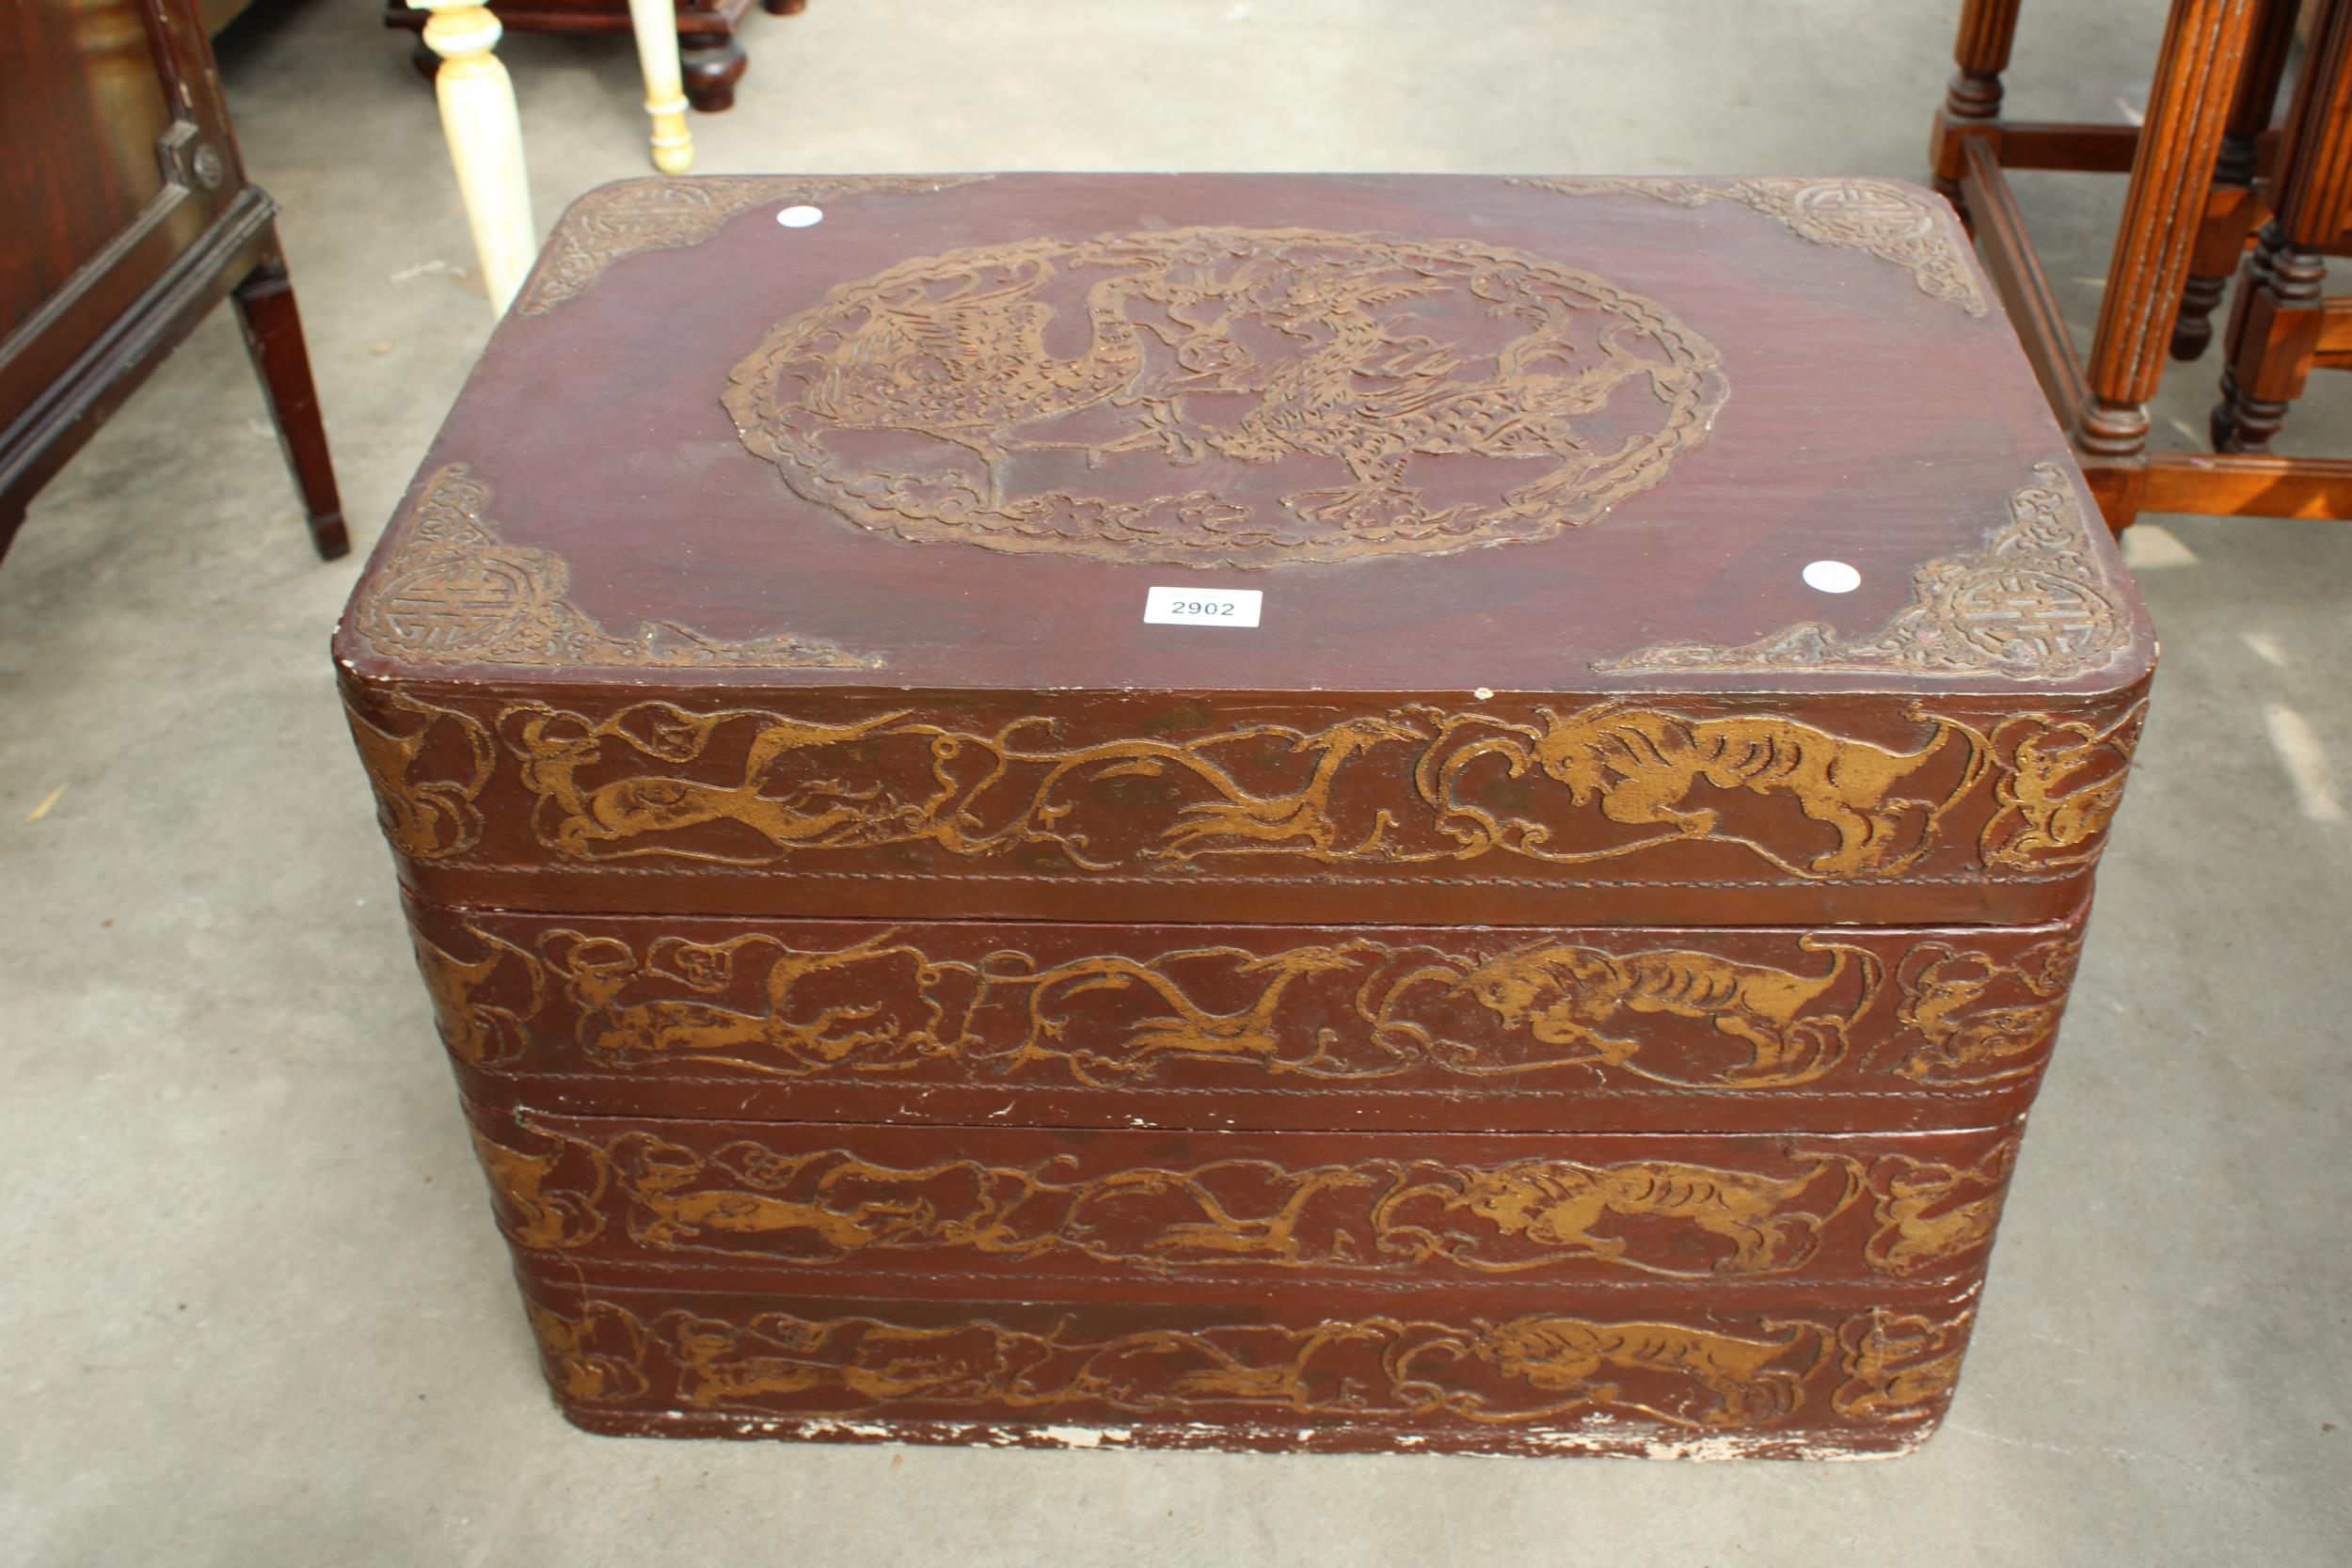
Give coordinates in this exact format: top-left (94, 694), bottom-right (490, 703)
top-left (2, 1), bottom-right (2347, 1563)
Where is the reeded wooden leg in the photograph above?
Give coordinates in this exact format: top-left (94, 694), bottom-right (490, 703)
top-left (1931, 0), bottom-right (2025, 215)
top-left (231, 242), bottom-right (349, 561)
top-left (418, 0), bottom-right (536, 317)
top-left (2172, 0), bottom-right (2300, 359)
top-left (626, 0), bottom-right (693, 172)
top-left (680, 33), bottom-right (745, 113)
top-left (2215, 0), bottom-right (2352, 451)
top-left (2075, 0), bottom-right (2262, 460)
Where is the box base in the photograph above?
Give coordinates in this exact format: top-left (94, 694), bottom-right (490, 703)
top-left (555, 1402), bottom-right (1941, 1459)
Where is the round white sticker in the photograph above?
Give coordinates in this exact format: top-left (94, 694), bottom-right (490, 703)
top-left (776, 205), bottom-right (824, 229)
top-left (1802, 559), bottom-right (1862, 594)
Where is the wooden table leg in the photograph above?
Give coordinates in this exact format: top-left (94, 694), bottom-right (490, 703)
top-left (2074, 0), bottom-right (2262, 464)
top-left (418, 0), bottom-right (536, 317)
top-left (680, 33), bottom-right (746, 113)
top-left (2172, 0), bottom-right (2301, 359)
top-left (1931, 0), bottom-right (2026, 215)
top-left (2217, 0), bottom-right (2352, 451)
top-left (627, 0), bottom-right (693, 173)
top-left (231, 235), bottom-right (349, 561)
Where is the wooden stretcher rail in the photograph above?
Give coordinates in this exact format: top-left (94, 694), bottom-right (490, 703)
top-left (2143, 452), bottom-right (2352, 515)
top-left (1961, 139), bottom-right (2090, 432)
top-left (1996, 120), bottom-right (2145, 172)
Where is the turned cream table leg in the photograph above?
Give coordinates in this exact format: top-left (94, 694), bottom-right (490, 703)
top-left (626, 0), bottom-right (694, 174)
top-left (418, 0), bottom-right (536, 317)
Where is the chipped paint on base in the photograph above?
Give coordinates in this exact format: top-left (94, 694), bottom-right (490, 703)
top-left (562, 1403), bottom-right (1946, 1461)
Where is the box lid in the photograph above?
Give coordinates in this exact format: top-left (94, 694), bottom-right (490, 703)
top-left (337, 173), bottom-right (2153, 927)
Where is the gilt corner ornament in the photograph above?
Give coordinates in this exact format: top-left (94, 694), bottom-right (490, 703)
top-left (1512, 176), bottom-right (1988, 316)
top-left (1598, 464), bottom-right (2128, 679)
top-left (515, 175), bottom-right (995, 316)
top-left (354, 465), bottom-right (875, 671)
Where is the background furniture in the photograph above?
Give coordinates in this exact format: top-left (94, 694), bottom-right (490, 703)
top-left (2214, 0), bottom-right (2352, 453)
top-left (1, 0), bottom-right (346, 560)
top-left (195, 0), bottom-right (260, 33)
top-left (388, 0), bottom-right (805, 114)
top-left (415, 0), bottom-right (539, 314)
top-left (2169, 0), bottom-right (2302, 357)
top-left (413, 0), bottom-right (702, 303)
top-left (627, 0), bottom-right (693, 174)
top-left (1930, 0), bottom-right (2352, 528)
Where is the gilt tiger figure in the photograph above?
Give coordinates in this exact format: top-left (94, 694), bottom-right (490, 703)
top-left (1445, 935), bottom-right (1881, 1086)
top-left (1516, 703), bottom-right (1992, 877)
top-left (1432, 1155), bottom-right (1862, 1275)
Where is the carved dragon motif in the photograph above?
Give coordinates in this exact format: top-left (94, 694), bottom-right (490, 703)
top-left (723, 227), bottom-right (1725, 567)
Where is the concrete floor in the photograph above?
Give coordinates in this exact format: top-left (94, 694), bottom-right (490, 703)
top-left (3, 1), bottom-right (2347, 1562)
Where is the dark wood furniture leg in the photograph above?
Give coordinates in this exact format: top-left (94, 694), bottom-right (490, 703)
top-left (2074, 0), bottom-right (2262, 467)
top-left (2, 192), bottom-right (350, 565)
top-left (1931, 0), bottom-right (2026, 216)
top-left (759, 0), bottom-right (804, 12)
top-left (231, 238), bottom-right (349, 560)
top-left (2216, 0), bottom-right (2352, 451)
top-left (679, 32), bottom-right (745, 112)
top-left (2172, 0), bottom-right (2300, 358)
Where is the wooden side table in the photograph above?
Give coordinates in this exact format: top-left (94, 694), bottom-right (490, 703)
top-left (1930, 0), bottom-right (2352, 528)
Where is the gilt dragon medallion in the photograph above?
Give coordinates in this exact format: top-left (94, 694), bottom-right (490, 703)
top-left (723, 227), bottom-right (1727, 567)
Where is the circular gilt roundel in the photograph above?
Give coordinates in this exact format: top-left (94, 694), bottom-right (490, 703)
top-left (1946, 568), bottom-right (2117, 669)
top-left (376, 555), bottom-right (536, 656)
top-left (723, 227), bottom-right (1726, 568)
top-left (1778, 180), bottom-right (1944, 256)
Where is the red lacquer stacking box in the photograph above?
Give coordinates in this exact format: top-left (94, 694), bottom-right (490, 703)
top-left (339, 172), bottom-right (2152, 1457)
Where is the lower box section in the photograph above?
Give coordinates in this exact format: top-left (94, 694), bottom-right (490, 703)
top-left (515, 1266), bottom-right (1982, 1458)
top-left (468, 1100), bottom-right (2021, 1291)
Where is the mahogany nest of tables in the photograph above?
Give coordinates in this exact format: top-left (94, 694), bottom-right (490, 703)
top-left (336, 173), bottom-right (2153, 1458)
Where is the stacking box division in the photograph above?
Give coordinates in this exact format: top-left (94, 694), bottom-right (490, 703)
top-left (338, 173), bottom-right (2153, 1457)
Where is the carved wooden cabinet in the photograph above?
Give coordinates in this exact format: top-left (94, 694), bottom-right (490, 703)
top-left (2, 0), bottom-right (344, 559)
top-left (338, 174), bottom-right (2153, 1457)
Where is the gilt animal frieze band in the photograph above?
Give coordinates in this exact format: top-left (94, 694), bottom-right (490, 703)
top-left (452, 695), bottom-right (2142, 881)
top-left (523, 1291), bottom-right (1974, 1432)
top-left (516, 176), bottom-right (995, 316)
top-left (469, 1117), bottom-right (2018, 1285)
top-left (1513, 177), bottom-right (1986, 315)
top-left (1600, 465), bottom-right (2129, 679)
top-left (351, 466), bottom-right (875, 671)
top-left (722, 227), bottom-right (1727, 567)
top-left (412, 915), bottom-right (2081, 1095)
